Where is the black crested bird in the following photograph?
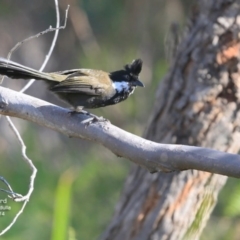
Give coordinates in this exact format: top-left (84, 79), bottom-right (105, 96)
top-left (0, 58), bottom-right (144, 115)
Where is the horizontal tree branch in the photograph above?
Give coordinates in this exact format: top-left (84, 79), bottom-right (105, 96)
top-left (0, 86), bottom-right (240, 178)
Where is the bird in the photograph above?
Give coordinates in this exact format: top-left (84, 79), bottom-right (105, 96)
top-left (0, 58), bottom-right (144, 116)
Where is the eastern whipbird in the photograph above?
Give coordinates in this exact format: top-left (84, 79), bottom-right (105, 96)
top-left (0, 58), bottom-right (144, 123)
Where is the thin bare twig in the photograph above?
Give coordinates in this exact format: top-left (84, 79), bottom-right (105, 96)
top-left (20, 4), bottom-right (70, 93)
top-left (0, 0), bottom-right (68, 236)
top-left (6, 118), bottom-right (37, 202)
top-left (0, 188), bottom-right (23, 198)
top-left (0, 5), bottom-right (69, 86)
top-left (0, 176), bottom-right (20, 199)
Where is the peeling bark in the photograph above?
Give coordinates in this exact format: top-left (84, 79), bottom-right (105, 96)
top-left (102, 1), bottom-right (240, 239)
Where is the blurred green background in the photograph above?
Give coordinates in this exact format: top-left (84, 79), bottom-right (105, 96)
top-left (0, 1), bottom-right (239, 239)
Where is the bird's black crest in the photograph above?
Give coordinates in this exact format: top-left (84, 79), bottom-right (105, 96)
top-left (124, 59), bottom-right (142, 76)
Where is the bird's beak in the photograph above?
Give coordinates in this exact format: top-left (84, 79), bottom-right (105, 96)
top-left (134, 79), bottom-right (145, 87)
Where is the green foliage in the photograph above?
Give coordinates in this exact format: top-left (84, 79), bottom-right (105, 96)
top-left (51, 169), bottom-right (76, 240)
top-left (200, 178), bottom-right (240, 240)
top-left (0, 129), bottom-right (130, 239)
top-left (185, 190), bottom-right (215, 239)
top-left (219, 179), bottom-right (240, 217)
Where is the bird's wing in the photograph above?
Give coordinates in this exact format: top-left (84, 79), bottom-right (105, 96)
top-left (50, 69), bottom-right (112, 96)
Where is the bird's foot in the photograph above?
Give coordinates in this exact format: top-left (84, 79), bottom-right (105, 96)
top-left (83, 115), bottom-right (109, 127)
top-left (68, 110), bottom-right (109, 126)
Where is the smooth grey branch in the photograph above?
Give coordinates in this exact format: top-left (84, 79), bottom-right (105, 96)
top-left (0, 86), bottom-right (240, 178)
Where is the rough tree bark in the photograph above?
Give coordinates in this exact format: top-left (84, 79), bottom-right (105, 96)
top-left (101, 1), bottom-right (240, 240)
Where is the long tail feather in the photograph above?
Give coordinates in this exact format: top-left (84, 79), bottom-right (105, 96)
top-left (0, 58), bottom-right (57, 81)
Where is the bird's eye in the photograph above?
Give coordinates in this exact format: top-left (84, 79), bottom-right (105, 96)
top-left (125, 75), bottom-right (130, 81)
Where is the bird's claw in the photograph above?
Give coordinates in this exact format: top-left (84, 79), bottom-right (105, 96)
top-left (81, 111), bottom-right (110, 126)
top-left (68, 110), bottom-right (109, 126)
top-left (83, 116), bottom-right (109, 127)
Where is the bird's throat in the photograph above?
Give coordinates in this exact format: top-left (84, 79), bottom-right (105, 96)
top-left (112, 81), bottom-right (133, 94)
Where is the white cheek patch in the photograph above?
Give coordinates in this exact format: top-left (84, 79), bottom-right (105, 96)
top-left (112, 81), bottom-right (130, 92)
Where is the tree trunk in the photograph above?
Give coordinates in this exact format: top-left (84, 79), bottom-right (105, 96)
top-left (101, 1), bottom-right (240, 239)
